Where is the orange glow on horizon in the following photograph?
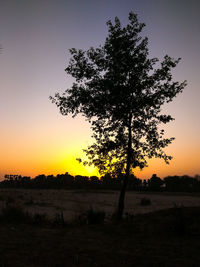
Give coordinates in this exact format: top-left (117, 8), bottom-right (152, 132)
top-left (0, 112), bottom-right (199, 180)
top-left (1, 143), bottom-right (199, 180)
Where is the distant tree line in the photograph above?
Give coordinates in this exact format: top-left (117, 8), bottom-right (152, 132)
top-left (1, 173), bottom-right (200, 192)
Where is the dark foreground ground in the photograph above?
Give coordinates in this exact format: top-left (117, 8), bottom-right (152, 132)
top-left (1, 206), bottom-right (200, 266)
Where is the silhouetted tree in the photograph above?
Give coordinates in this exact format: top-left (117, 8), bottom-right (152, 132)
top-left (179, 175), bottom-right (195, 192)
top-left (2, 172), bottom-right (200, 192)
top-left (129, 174), bottom-right (142, 190)
top-left (142, 179), bottom-right (147, 191)
top-left (148, 174), bottom-right (163, 191)
top-left (51, 12), bottom-right (186, 219)
top-left (75, 175), bottom-right (89, 188)
top-left (164, 175), bottom-right (180, 191)
top-left (56, 172), bottom-right (74, 188)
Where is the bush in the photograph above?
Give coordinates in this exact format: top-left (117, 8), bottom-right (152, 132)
top-left (0, 204), bottom-right (48, 225)
top-left (0, 205), bottom-right (29, 223)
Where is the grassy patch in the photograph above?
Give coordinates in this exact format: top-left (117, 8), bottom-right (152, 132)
top-left (0, 204), bottom-right (47, 226)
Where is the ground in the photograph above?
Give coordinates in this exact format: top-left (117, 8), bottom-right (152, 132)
top-left (1, 189), bottom-right (200, 266)
top-left (1, 188), bottom-right (200, 220)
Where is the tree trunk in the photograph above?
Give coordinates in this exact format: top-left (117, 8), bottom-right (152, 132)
top-left (117, 114), bottom-right (132, 220)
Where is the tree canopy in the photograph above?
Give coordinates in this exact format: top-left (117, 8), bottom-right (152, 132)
top-left (51, 12), bottom-right (186, 218)
top-left (51, 12), bottom-right (186, 175)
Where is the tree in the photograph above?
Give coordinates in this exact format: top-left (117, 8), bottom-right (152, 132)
top-left (51, 12), bottom-right (186, 219)
top-left (148, 174), bottom-right (163, 191)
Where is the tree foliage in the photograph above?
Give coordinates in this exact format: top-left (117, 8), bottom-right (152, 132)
top-left (51, 12), bottom-right (186, 178)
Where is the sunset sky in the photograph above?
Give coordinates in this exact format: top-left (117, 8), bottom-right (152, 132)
top-left (0, 0), bottom-right (199, 180)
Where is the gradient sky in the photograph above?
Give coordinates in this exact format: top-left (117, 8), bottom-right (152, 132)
top-left (0, 0), bottom-right (199, 180)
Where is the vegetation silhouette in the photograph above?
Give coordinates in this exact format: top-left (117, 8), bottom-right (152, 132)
top-left (51, 12), bottom-right (187, 219)
top-left (1, 173), bottom-right (200, 193)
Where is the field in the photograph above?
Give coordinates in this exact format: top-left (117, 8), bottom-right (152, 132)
top-left (1, 189), bottom-right (200, 266)
top-left (1, 189), bottom-right (200, 220)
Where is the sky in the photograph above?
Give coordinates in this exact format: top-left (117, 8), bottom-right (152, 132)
top-left (0, 0), bottom-right (200, 180)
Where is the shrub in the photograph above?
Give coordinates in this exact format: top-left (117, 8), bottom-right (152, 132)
top-left (0, 205), bottom-right (29, 223)
top-left (0, 204), bottom-right (47, 225)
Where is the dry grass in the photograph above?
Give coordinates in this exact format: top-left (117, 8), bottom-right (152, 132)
top-left (1, 189), bottom-right (200, 221)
